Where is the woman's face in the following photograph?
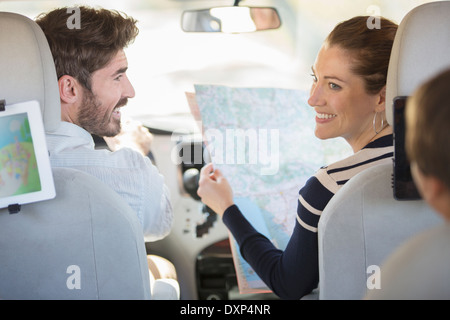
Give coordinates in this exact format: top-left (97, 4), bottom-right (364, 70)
top-left (308, 44), bottom-right (384, 152)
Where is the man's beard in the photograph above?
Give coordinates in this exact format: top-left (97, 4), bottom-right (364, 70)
top-left (77, 88), bottom-right (128, 137)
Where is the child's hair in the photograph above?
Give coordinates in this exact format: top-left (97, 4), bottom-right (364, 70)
top-left (406, 68), bottom-right (450, 190)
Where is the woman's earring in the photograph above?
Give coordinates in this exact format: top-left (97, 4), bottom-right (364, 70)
top-left (373, 112), bottom-right (385, 135)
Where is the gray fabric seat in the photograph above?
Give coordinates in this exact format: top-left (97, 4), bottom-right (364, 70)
top-left (0, 11), bottom-right (178, 299)
top-left (318, 163), bottom-right (441, 299)
top-left (316, 1), bottom-right (450, 300)
top-left (366, 223), bottom-right (450, 300)
top-left (0, 167), bottom-right (151, 299)
top-left (365, 1), bottom-right (450, 300)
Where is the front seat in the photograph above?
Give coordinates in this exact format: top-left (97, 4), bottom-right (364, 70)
top-left (316, 1), bottom-right (450, 300)
top-left (0, 12), bottom-right (177, 300)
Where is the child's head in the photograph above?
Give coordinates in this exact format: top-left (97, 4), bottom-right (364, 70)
top-left (406, 68), bottom-right (450, 220)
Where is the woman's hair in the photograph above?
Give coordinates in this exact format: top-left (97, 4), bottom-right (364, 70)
top-left (406, 68), bottom-right (450, 190)
top-left (36, 6), bottom-right (139, 90)
top-left (326, 16), bottom-right (398, 94)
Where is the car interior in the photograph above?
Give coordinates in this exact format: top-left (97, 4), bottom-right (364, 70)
top-left (0, 0), bottom-right (449, 301)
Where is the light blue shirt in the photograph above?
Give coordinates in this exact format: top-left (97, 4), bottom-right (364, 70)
top-left (46, 121), bottom-right (173, 242)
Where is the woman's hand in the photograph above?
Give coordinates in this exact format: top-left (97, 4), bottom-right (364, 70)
top-left (197, 163), bottom-right (234, 217)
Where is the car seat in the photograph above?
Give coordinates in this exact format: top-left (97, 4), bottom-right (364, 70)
top-left (0, 11), bottom-right (178, 300)
top-left (316, 1), bottom-right (450, 300)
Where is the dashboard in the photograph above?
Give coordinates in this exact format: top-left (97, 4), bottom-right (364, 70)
top-left (147, 129), bottom-right (230, 300)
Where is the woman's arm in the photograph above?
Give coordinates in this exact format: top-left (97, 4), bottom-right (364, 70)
top-left (222, 203), bottom-right (320, 300)
top-left (198, 164), bottom-right (323, 299)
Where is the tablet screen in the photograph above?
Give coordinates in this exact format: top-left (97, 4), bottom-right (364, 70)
top-left (0, 101), bottom-right (55, 209)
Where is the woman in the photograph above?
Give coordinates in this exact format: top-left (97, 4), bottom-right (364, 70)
top-left (197, 16), bottom-right (398, 299)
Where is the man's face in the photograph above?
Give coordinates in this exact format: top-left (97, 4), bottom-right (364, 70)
top-left (77, 49), bottom-right (135, 137)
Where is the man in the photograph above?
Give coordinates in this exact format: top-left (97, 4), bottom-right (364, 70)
top-left (36, 6), bottom-right (172, 241)
top-left (36, 6), bottom-right (176, 285)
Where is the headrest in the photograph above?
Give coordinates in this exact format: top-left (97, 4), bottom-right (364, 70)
top-left (386, 1), bottom-right (450, 124)
top-left (0, 12), bottom-right (60, 132)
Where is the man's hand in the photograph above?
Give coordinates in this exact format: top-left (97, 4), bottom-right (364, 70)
top-left (104, 118), bottom-right (153, 156)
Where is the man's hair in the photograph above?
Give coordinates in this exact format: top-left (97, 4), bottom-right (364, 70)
top-left (406, 68), bottom-right (450, 190)
top-left (36, 6), bottom-right (139, 90)
top-left (326, 16), bottom-right (398, 95)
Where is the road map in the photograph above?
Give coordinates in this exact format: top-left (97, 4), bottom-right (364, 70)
top-left (191, 85), bottom-right (351, 294)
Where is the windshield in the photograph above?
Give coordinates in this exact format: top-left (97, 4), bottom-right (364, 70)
top-left (0, 0), bottom-right (437, 130)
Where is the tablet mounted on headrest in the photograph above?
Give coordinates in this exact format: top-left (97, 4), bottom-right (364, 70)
top-left (392, 96), bottom-right (420, 200)
top-left (0, 100), bottom-right (55, 213)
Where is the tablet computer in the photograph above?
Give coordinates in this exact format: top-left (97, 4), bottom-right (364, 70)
top-left (0, 100), bottom-right (55, 210)
top-left (393, 96), bottom-right (421, 200)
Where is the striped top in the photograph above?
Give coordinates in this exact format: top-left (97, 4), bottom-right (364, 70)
top-left (223, 134), bottom-right (393, 299)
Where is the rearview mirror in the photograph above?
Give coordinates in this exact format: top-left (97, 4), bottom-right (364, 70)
top-left (181, 6), bottom-right (281, 33)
